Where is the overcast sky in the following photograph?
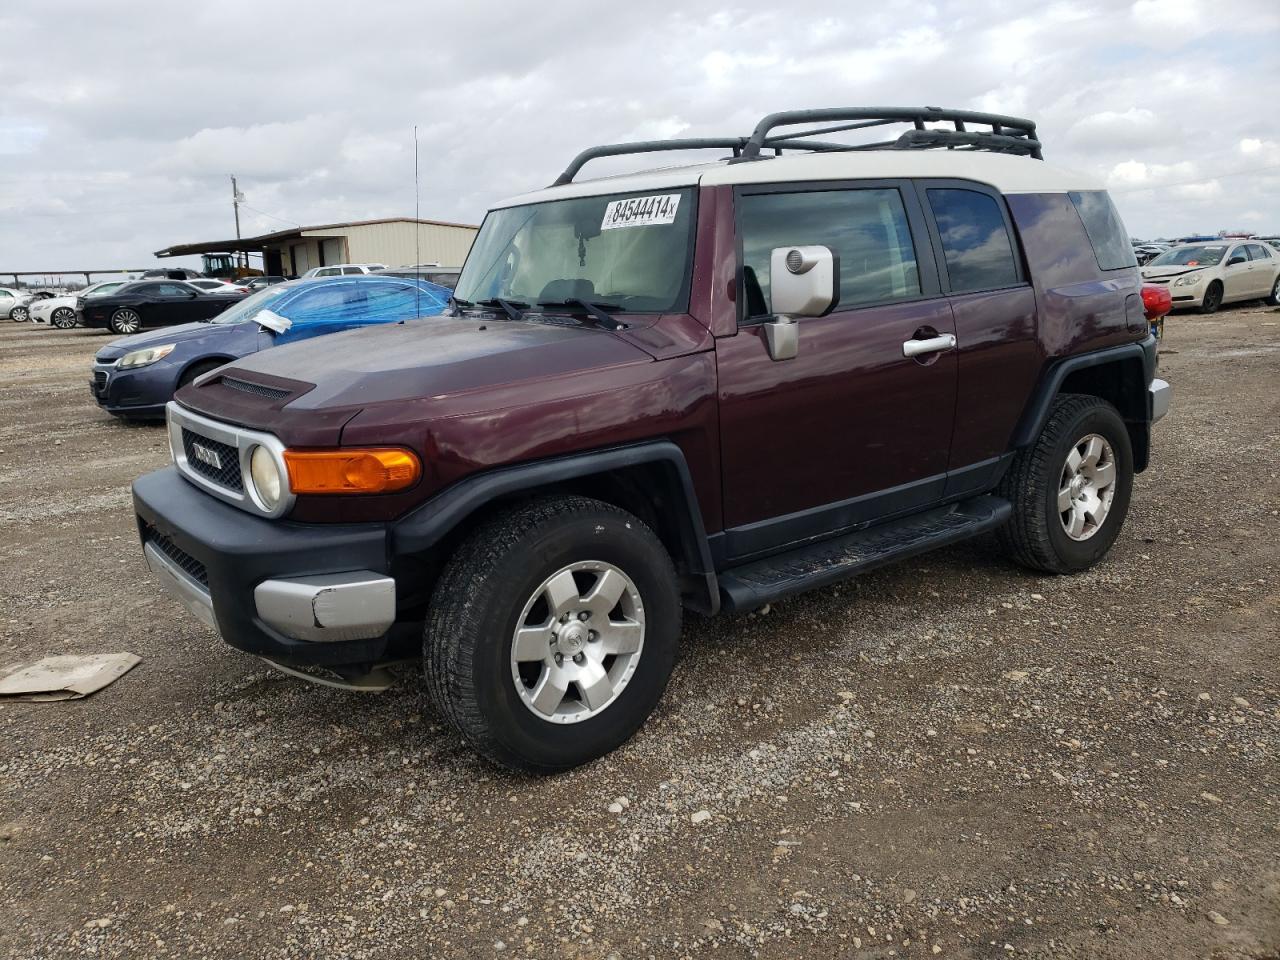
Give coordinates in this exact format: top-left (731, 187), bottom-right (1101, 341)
top-left (2, 0), bottom-right (1277, 276)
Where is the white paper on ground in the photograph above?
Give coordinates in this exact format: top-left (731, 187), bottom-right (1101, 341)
top-left (0, 654), bottom-right (141, 702)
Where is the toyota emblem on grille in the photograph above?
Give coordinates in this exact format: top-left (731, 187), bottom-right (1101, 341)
top-left (191, 443), bottom-right (223, 470)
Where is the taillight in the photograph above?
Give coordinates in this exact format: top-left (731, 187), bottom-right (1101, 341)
top-left (1141, 284), bottom-right (1172, 320)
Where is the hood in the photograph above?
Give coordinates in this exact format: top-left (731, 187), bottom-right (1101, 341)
top-left (1141, 265), bottom-right (1208, 280)
top-left (95, 320), bottom-right (244, 361)
top-left (221, 316), bottom-right (653, 412)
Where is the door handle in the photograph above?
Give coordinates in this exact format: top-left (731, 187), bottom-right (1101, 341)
top-left (902, 333), bottom-right (957, 358)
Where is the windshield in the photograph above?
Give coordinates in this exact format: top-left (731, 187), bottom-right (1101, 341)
top-left (453, 188), bottom-right (697, 313)
top-left (1148, 245), bottom-right (1227, 267)
top-left (206, 280), bottom-right (299, 324)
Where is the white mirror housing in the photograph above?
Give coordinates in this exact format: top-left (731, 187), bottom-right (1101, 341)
top-left (769, 245), bottom-right (838, 318)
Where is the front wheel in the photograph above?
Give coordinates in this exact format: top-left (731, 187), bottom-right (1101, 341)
top-left (51, 307), bottom-right (77, 329)
top-left (109, 308), bottom-right (142, 334)
top-left (997, 394), bottom-right (1134, 574)
top-left (423, 496), bottom-right (680, 772)
top-left (1198, 281), bottom-right (1223, 314)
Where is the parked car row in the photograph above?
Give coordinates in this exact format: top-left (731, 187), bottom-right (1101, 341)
top-left (89, 275), bottom-right (450, 420)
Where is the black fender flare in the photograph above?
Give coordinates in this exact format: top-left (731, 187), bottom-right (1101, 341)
top-left (391, 441), bottom-right (720, 614)
top-left (1012, 335), bottom-right (1158, 459)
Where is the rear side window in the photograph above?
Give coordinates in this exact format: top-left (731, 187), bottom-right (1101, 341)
top-left (926, 188), bottom-right (1020, 292)
top-left (738, 188), bottom-right (921, 318)
top-left (1246, 243), bottom-right (1272, 261)
top-left (1068, 190), bottom-right (1137, 271)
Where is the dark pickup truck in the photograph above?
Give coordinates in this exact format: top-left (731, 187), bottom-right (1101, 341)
top-left (132, 107), bottom-right (1171, 771)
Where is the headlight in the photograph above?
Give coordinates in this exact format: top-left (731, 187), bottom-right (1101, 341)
top-left (1173, 272), bottom-right (1204, 287)
top-left (117, 343), bottom-right (176, 369)
top-left (249, 445), bottom-right (283, 511)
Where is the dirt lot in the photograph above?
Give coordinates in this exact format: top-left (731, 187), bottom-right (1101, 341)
top-left (0, 309), bottom-right (1276, 960)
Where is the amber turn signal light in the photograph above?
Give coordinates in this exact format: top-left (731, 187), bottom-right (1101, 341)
top-left (283, 448), bottom-right (422, 494)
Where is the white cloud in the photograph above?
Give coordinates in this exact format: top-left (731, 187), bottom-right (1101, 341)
top-left (1, 0), bottom-right (1279, 266)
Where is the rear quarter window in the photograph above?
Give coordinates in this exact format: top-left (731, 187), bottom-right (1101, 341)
top-left (926, 188), bottom-right (1020, 293)
top-left (1068, 190), bottom-right (1137, 271)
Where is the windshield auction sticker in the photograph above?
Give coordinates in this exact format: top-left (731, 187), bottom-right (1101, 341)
top-left (601, 194), bottom-right (680, 230)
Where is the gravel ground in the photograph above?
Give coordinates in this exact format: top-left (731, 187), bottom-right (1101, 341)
top-left (0, 309), bottom-right (1277, 960)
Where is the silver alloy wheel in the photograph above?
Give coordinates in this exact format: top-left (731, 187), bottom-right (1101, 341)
top-left (1272, 275), bottom-right (1280, 300)
top-left (1058, 433), bottom-right (1116, 541)
top-left (112, 309), bottom-right (141, 334)
top-left (11, 306), bottom-right (28, 322)
top-left (510, 561), bottom-right (645, 724)
top-left (52, 308), bottom-right (76, 329)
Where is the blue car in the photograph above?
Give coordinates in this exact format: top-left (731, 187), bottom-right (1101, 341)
top-left (89, 275), bottom-right (450, 421)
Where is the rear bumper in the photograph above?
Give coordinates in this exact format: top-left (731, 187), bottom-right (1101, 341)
top-left (1149, 378), bottom-right (1171, 424)
top-left (133, 467), bottom-right (398, 666)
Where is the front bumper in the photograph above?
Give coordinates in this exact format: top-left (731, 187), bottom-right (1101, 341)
top-left (133, 467), bottom-right (398, 666)
top-left (90, 361), bottom-right (173, 419)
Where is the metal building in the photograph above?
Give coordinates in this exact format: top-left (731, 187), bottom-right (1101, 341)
top-left (154, 217), bottom-right (479, 278)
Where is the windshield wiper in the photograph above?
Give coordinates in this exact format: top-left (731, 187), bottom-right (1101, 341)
top-left (474, 297), bottom-right (529, 322)
top-left (536, 298), bottom-right (627, 331)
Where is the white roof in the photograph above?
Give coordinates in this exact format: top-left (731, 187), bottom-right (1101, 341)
top-left (493, 151), bottom-right (1102, 209)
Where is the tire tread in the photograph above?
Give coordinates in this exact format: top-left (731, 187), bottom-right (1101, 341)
top-left (996, 393), bottom-right (1117, 574)
top-left (423, 495), bottom-right (677, 772)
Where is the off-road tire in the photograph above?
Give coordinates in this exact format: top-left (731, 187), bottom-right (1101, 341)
top-left (1198, 281), bottom-right (1223, 314)
top-left (996, 394), bottom-right (1134, 574)
top-left (423, 496), bottom-right (681, 772)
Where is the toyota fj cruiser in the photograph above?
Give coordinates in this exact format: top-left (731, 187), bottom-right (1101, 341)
top-left (132, 107), bottom-right (1172, 771)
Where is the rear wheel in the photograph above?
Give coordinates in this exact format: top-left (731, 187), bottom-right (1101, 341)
top-left (997, 394), bottom-right (1134, 574)
top-left (109, 308), bottom-right (142, 334)
top-left (423, 496), bottom-right (680, 772)
top-left (1198, 281), bottom-right (1223, 314)
top-left (1266, 274), bottom-right (1280, 307)
top-left (51, 307), bottom-right (76, 329)
top-left (11, 306), bottom-right (29, 322)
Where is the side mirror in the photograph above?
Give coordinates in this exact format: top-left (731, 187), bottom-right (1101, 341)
top-left (1227, 255), bottom-right (1247, 266)
top-left (763, 246), bottom-right (838, 361)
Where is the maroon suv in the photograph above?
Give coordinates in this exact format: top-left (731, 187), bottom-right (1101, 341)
top-left (132, 108), bottom-right (1171, 772)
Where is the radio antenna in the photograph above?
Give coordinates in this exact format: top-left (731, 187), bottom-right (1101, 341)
top-left (413, 125), bottom-right (421, 318)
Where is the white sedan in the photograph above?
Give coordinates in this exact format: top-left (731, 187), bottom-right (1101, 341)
top-left (1142, 240), bottom-right (1280, 313)
top-left (30, 280), bottom-right (132, 328)
top-left (0, 287), bottom-right (34, 322)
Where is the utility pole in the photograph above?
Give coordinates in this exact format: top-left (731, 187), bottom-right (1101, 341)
top-left (230, 175), bottom-right (245, 273)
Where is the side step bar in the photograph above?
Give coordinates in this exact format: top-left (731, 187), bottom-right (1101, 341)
top-left (717, 495), bottom-right (1012, 613)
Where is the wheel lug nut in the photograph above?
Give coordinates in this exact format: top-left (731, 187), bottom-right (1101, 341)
top-left (578, 612), bottom-right (590, 621)
top-left (573, 653), bottom-right (585, 664)
top-left (554, 653), bottom-right (563, 665)
top-left (588, 631), bottom-right (597, 642)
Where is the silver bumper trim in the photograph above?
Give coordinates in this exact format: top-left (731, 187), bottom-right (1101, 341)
top-left (254, 572), bottom-right (396, 643)
top-left (1150, 378), bottom-right (1172, 424)
top-left (143, 542), bottom-right (217, 631)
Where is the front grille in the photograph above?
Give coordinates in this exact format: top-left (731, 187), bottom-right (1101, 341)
top-left (181, 428), bottom-right (242, 491)
top-left (145, 526), bottom-right (209, 586)
top-left (220, 376), bottom-right (290, 400)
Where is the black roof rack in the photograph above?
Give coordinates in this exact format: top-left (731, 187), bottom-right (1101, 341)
top-left (552, 106), bottom-right (1041, 186)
